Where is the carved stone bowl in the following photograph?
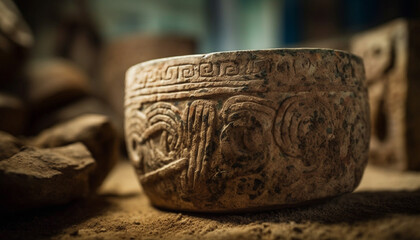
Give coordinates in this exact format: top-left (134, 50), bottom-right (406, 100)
top-left (125, 49), bottom-right (370, 212)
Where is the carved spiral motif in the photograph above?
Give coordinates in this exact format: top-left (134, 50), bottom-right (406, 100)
top-left (220, 96), bottom-right (276, 171)
top-left (129, 100), bottom-right (218, 196)
top-left (133, 102), bottom-right (181, 172)
top-left (126, 106), bottom-right (146, 170)
top-left (341, 96), bottom-right (370, 175)
top-left (274, 94), bottom-right (335, 168)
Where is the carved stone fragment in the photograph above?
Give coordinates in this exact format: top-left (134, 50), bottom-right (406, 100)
top-left (32, 114), bottom-right (119, 190)
top-left (125, 49), bottom-right (370, 212)
top-left (351, 19), bottom-right (420, 170)
top-left (0, 131), bottom-right (95, 211)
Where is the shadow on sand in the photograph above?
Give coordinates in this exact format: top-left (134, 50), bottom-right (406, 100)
top-left (182, 189), bottom-right (420, 224)
top-left (0, 189), bottom-right (419, 239)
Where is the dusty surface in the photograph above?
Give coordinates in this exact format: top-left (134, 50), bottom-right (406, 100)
top-left (1, 161), bottom-right (419, 240)
top-left (125, 49), bottom-right (369, 211)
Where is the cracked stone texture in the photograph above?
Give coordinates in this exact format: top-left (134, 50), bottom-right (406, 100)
top-left (32, 114), bottom-right (120, 190)
top-left (351, 18), bottom-right (420, 171)
top-left (125, 49), bottom-right (370, 212)
top-left (0, 131), bottom-right (95, 211)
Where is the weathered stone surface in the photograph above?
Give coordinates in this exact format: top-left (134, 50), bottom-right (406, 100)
top-left (0, 131), bottom-right (95, 210)
top-left (32, 114), bottom-right (119, 190)
top-left (125, 49), bottom-right (370, 212)
top-left (351, 19), bottom-right (420, 170)
top-left (0, 92), bottom-right (25, 135)
top-left (24, 58), bottom-right (90, 112)
top-left (101, 35), bottom-right (195, 133)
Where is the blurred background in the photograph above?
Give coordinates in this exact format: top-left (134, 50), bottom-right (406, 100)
top-left (13, 0), bottom-right (420, 53)
top-left (1, 0), bottom-right (420, 223)
top-left (1, 0), bottom-right (420, 156)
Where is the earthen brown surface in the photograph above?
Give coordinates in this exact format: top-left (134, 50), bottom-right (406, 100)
top-left (351, 19), bottom-right (420, 170)
top-left (125, 49), bottom-right (370, 212)
top-left (1, 161), bottom-right (419, 240)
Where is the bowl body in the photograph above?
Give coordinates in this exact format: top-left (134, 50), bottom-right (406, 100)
top-left (125, 49), bottom-right (370, 212)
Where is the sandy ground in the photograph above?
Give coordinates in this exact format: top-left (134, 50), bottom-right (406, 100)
top-left (1, 161), bottom-right (420, 240)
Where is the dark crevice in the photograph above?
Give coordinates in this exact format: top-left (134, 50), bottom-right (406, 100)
top-left (375, 97), bottom-right (388, 141)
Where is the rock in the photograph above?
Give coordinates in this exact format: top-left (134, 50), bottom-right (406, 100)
top-left (24, 58), bottom-right (90, 113)
top-left (31, 97), bottom-right (122, 135)
top-left (125, 49), bottom-right (370, 212)
top-left (0, 130), bottom-right (23, 160)
top-left (0, 131), bottom-right (95, 211)
top-left (351, 19), bottom-right (420, 170)
top-left (0, 0), bottom-right (33, 49)
top-left (100, 34), bottom-right (195, 134)
top-left (32, 114), bottom-right (119, 190)
top-left (51, 1), bottom-right (102, 79)
top-left (0, 93), bottom-right (25, 135)
top-left (0, 0), bottom-right (33, 88)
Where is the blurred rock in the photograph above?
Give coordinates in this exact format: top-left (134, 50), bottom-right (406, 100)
top-left (0, 130), bottom-right (23, 160)
top-left (0, 131), bottom-right (95, 211)
top-left (100, 34), bottom-right (195, 132)
top-left (32, 114), bottom-right (119, 190)
top-left (0, 92), bottom-right (25, 135)
top-left (0, 0), bottom-right (33, 89)
top-left (31, 97), bottom-right (122, 135)
top-left (52, 0), bottom-right (102, 79)
top-left (24, 58), bottom-right (90, 113)
top-left (13, 0), bottom-right (101, 80)
top-left (351, 18), bottom-right (420, 170)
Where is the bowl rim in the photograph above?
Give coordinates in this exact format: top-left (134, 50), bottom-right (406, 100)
top-left (127, 48), bottom-right (362, 72)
